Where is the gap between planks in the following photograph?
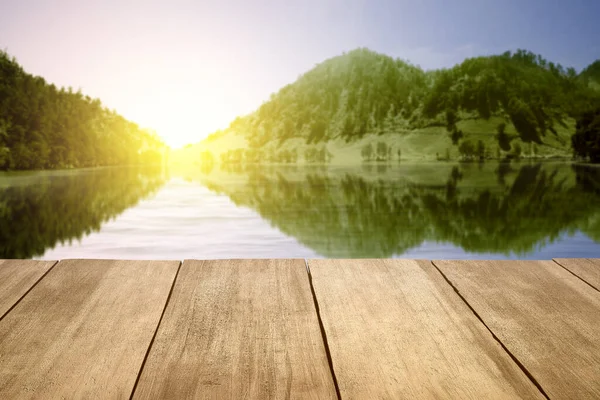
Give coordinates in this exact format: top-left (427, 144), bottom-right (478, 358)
top-left (129, 261), bottom-right (183, 400)
top-left (304, 259), bottom-right (341, 400)
top-left (430, 260), bottom-right (550, 400)
top-left (0, 260), bottom-right (60, 323)
top-left (552, 258), bottom-right (600, 292)
top-left (2, 258), bottom-right (596, 399)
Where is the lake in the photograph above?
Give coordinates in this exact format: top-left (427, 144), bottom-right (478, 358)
top-left (1, 161), bottom-right (599, 260)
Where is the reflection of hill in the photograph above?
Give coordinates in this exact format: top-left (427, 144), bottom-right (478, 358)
top-left (197, 163), bottom-right (600, 258)
top-left (573, 165), bottom-right (600, 242)
top-left (0, 167), bottom-right (166, 258)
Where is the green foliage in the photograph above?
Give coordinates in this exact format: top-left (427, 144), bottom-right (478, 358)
top-left (220, 149), bottom-right (245, 164)
top-left (304, 145), bottom-right (332, 163)
top-left (572, 108), bottom-right (600, 162)
top-left (199, 48), bottom-right (599, 162)
top-left (476, 140), bottom-right (486, 160)
top-left (458, 140), bottom-right (476, 160)
top-left (507, 98), bottom-right (540, 144)
top-left (496, 122), bottom-right (512, 151)
top-left (450, 129), bottom-right (464, 145)
top-left (512, 142), bottom-right (522, 159)
top-left (423, 50), bottom-right (600, 144)
top-left (361, 143), bottom-right (374, 161)
top-left (445, 109), bottom-right (457, 131)
top-left (376, 142), bottom-right (389, 161)
top-left (275, 149), bottom-right (298, 163)
top-left (205, 48), bottom-right (429, 147)
top-left (0, 51), bottom-right (166, 170)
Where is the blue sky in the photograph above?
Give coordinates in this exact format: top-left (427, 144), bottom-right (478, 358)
top-left (1, 0), bottom-right (598, 145)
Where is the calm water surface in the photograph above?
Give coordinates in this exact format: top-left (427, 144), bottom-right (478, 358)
top-left (1, 162), bottom-right (599, 260)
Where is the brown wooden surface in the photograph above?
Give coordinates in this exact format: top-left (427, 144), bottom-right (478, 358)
top-left (0, 260), bottom-right (56, 318)
top-left (133, 259), bottom-right (336, 400)
top-left (434, 259), bottom-right (600, 400)
top-left (554, 258), bottom-right (600, 290)
top-left (0, 259), bottom-right (179, 399)
top-left (308, 258), bottom-right (543, 399)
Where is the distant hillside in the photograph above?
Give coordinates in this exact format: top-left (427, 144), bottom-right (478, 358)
top-left (181, 48), bottom-right (600, 165)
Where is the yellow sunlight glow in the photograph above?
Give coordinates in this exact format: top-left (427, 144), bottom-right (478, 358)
top-left (125, 83), bottom-right (238, 149)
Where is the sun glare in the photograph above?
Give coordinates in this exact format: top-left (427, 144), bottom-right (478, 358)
top-left (121, 81), bottom-right (242, 149)
top-left (127, 102), bottom-right (224, 149)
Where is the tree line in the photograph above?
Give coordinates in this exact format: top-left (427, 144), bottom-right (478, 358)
top-left (0, 51), bottom-right (165, 170)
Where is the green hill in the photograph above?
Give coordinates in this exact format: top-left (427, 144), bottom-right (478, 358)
top-left (184, 49), bottom-right (600, 165)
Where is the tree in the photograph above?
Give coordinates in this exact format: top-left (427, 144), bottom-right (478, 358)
top-left (496, 122), bottom-right (511, 151)
top-left (450, 129), bottom-right (464, 145)
top-left (508, 98), bottom-right (542, 145)
top-left (458, 140), bottom-right (476, 160)
top-left (361, 143), bottom-right (374, 161)
top-left (376, 142), bottom-right (388, 161)
top-left (200, 151), bottom-right (215, 165)
top-left (512, 142), bottom-right (522, 159)
top-left (445, 109), bottom-right (457, 132)
top-left (476, 140), bottom-right (485, 161)
top-left (572, 108), bottom-right (600, 162)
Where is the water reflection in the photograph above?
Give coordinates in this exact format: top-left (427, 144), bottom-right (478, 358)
top-left (195, 162), bottom-right (600, 258)
top-left (0, 167), bottom-right (166, 258)
top-left (2, 163), bottom-right (599, 259)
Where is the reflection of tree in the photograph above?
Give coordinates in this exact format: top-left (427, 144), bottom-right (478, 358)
top-left (0, 167), bottom-right (166, 258)
top-left (419, 164), bottom-right (589, 254)
top-left (495, 161), bottom-right (513, 185)
top-left (200, 163), bottom-right (600, 257)
top-left (574, 165), bottom-right (600, 195)
top-left (573, 165), bottom-right (600, 241)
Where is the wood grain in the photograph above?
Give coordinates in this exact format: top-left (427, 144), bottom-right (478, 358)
top-left (308, 258), bottom-right (543, 399)
top-left (0, 259), bottom-right (179, 399)
top-left (554, 258), bottom-right (600, 291)
top-left (133, 259), bottom-right (336, 400)
top-left (434, 259), bottom-right (600, 400)
top-left (0, 260), bottom-right (56, 318)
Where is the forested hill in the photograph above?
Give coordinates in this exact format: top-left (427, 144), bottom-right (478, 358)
top-left (195, 48), bottom-right (600, 164)
top-left (0, 51), bottom-right (165, 170)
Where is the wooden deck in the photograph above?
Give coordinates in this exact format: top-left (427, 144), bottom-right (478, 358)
top-left (0, 259), bottom-right (598, 399)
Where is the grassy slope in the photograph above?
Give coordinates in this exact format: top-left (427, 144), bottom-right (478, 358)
top-left (173, 116), bottom-right (575, 165)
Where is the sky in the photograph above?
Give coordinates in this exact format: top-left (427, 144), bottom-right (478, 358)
top-left (1, 0), bottom-right (599, 147)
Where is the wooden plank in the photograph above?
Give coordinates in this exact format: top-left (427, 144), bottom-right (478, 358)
top-left (0, 259), bottom-right (179, 399)
top-left (554, 258), bottom-right (600, 291)
top-left (434, 259), bottom-right (600, 400)
top-left (308, 259), bottom-right (543, 399)
top-left (133, 259), bottom-right (336, 400)
top-left (0, 260), bottom-right (56, 318)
